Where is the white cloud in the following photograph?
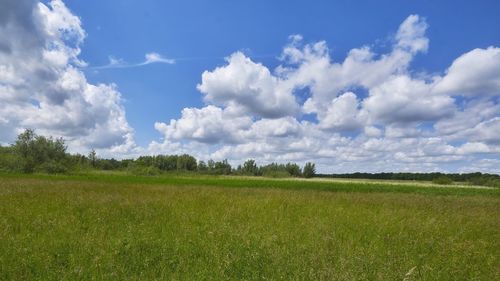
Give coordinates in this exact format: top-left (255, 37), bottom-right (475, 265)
top-left (0, 0), bottom-right (136, 154)
top-left (155, 105), bottom-right (252, 144)
top-left (197, 52), bottom-right (299, 118)
top-left (280, 14), bottom-right (429, 121)
top-left (1, 3), bottom-right (498, 173)
top-left (144, 52), bottom-right (175, 64)
top-left (433, 47), bottom-right (500, 96)
top-left (92, 52), bottom-right (175, 70)
top-left (151, 14), bottom-right (500, 173)
top-left (319, 92), bottom-right (362, 131)
top-left (395, 14), bottom-right (429, 54)
top-left (361, 75), bottom-right (455, 124)
top-left (248, 117), bottom-right (302, 138)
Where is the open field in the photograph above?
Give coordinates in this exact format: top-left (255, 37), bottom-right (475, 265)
top-left (0, 173), bottom-right (499, 280)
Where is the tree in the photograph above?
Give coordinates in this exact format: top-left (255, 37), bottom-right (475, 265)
top-left (303, 162), bottom-right (316, 178)
top-left (13, 129), bottom-right (68, 173)
top-left (213, 159), bottom-right (232, 175)
top-left (242, 159), bottom-right (258, 175)
top-left (197, 160), bottom-right (208, 171)
top-left (207, 159), bottom-right (215, 170)
top-left (285, 162), bottom-right (302, 177)
top-left (177, 154), bottom-right (197, 171)
top-left (88, 149), bottom-right (97, 168)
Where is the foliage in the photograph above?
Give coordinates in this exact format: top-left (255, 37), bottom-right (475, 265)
top-left (127, 163), bottom-right (161, 176)
top-left (2, 130), bottom-right (498, 190)
top-left (285, 162), bottom-right (302, 177)
top-left (432, 176), bottom-right (453, 185)
top-left (321, 172), bottom-right (500, 188)
top-left (88, 149), bottom-right (97, 167)
top-left (11, 129), bottom-right (68, 173)
top-left (0, 174), bottom-right (498, 280)
top-left (242, 159), bottom-right (259, 175)
top-left (303, 162), bottom-right (316, 178)
top-left (0, 146), bottom-right (21, 171)
top-left (37, 160), bottom-right (68, 174)
top-left (262, 170), bottom-right (290, 178)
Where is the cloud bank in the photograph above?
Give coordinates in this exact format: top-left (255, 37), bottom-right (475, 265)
top-left (153, 15), bottom-right (500, 173)
top-left (0, 0), bottom-right (137, 155)
top-left (1, 1), bottom-right (499, 173)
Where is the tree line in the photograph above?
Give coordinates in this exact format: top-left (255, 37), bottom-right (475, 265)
top-left (1, 129), bottom-right (498, 187)
top-left (0, 129), bottom-right (316, 178)
top-left (318, 172), bottom-right (500, 188)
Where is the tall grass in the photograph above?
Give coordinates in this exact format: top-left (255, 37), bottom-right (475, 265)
top-left (0, 174), bottom-right (498, 280)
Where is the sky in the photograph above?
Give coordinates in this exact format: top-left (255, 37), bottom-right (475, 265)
top-left (1, 0), bottom-right (500, 173)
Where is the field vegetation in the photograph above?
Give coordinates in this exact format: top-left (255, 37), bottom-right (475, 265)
top-left (0, 173), bottom-right (498, 280)
top-left (1, 130), bottom-right (499, 279)
top-left (1, 129), bottom-right (499, 188)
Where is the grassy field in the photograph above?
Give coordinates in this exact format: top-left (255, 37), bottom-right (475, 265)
top-left (0, 173), bottom-right (498, 280)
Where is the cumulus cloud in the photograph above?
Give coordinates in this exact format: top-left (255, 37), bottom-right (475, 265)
top-left (197, 52), bottom-right (299, 118)
top-left (361, 75), bottom-right (455, 124)
top-left (279, 14), bottom-right (430, 123)
top-left (0, 0), bottom-right (136, 154)
top-left (319, 92), bottom-right (362, 131)
top-left (433, 47), bottom-right (500, 96)
top-left (395, 14), bottom-right (429, 54)
top-left (1, 3), bottom-right (498, 173)
top-left (152, 14), bottom-right (500, 173)
top-left (154, 105), bottom-right (252, 144)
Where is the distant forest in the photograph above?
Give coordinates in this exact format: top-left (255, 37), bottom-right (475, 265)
top-left (319, 173), bottom-right (500, 187)
top-left (0, 129), bottom-right (316, 178)
top-left (1, 129), bottom-right (499, 187)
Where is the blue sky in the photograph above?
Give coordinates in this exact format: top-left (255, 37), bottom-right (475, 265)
top-left (1, 0), bottom-right (500, 173)
top-left (70, 0), bottom-right (500, 146)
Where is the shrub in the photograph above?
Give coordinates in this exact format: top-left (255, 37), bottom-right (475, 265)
top-left (37, 161), bottom-right (68, 174)
top-left (12, 129), bottom-right (68, 173)
top-left (0, 150), bottom-right (22, 172)
top-left (127, 164), bottom-right (161, 176)
top-left (262, 170), bottom-right (290, 178)
top-left (432, 176), bottom-right (453, 185)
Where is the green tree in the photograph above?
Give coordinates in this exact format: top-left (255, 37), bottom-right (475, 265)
top-left (13, 129), bottom-right (67, 173)
top-left (285, 162), bottom-right (302, 177)
top-left (88, 149), bottom-right (97, 168)
top-left (303, 162), bottom-right (316, 178)
top-left (242, 159), bottom-right (258, 175)
top-left (213, 159), bottom-right (232, 175)
top-left (198, 160), bottom-right (208, 172)
top-left (177, 154), bottom-right (197, 171)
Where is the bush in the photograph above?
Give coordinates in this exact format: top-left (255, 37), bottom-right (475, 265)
top-left (262, 170), bottom-right (290, 178)
top-left (12, 129), bottom-right (68, 173)
top-left (432, 176), bottom-right (453, 185)
top-left (127, 164), bottom-right (161, 176)
top-left (468, 176), bottom-right (500, 188)
top-left (0, 151), bottom-right (22, 172)
top-left (37, 161), bottom-right (68, 174)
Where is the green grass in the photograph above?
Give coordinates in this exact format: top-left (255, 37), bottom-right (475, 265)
top-left (0, 173), bottom-right (499, 280)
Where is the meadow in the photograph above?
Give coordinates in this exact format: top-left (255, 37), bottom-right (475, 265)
top-left (0, 173), bottom-right (498, 280)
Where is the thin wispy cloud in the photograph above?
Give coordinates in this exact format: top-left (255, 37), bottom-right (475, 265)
top-left (89, 52), bottom-right (175, 69)
top-left (89, 52), bottom-right (278, 70)
top-left (143, 52), bottom-right (176, 65)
